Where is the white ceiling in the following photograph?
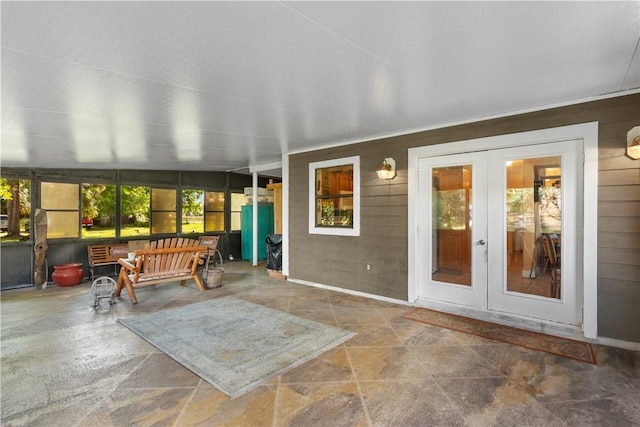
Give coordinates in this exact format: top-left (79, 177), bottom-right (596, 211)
top-left (2, 1), bottom-right (639, 172)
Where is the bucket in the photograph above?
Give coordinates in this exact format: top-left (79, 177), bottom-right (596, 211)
top-left (202, 250), bottom-right (224, 289)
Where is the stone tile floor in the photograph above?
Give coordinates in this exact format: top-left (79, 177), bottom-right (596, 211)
top-left (1, 261), bottom-right (639, 426)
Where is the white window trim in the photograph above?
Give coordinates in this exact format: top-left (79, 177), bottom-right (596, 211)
top-left (309, 156), bottom-right (360, 236)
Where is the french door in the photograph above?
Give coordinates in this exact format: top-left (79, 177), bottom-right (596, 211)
top-left (417, 140), bottom-right (581, 325)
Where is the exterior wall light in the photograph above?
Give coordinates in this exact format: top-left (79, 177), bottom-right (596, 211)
top-left (377, 157), bottom-right (396, 180)
top-left (627, 126), bottom-right (640, 160)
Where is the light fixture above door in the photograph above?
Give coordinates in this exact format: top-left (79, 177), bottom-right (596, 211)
top-left (377, 157), bottom-right (396, 180)
top-left (626, 126), bottom-right (640, 160)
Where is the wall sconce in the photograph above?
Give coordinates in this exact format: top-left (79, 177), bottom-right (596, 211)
top-left (377, 157), bottom-right (396, 180)
top-left (626, 126), bottom-right (640, 160)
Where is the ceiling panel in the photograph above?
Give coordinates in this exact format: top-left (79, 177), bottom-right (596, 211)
top-left (1, 1), bottom-right (638, 171)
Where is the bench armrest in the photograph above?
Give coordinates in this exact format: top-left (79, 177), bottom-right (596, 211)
top-left (118, 258), bottom-right (138, 272)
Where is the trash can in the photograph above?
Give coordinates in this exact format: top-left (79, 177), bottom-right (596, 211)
top-left (266, 234), bottom-right (282, 271)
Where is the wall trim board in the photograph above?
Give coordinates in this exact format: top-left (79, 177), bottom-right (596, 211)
top-left (287, 277), bottom-right (412, 307)
top-left (590, 336), bottom-right (640, 353)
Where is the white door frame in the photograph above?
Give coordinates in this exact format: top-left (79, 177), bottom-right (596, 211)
top-left (408, 122), bottom-right (598, 338)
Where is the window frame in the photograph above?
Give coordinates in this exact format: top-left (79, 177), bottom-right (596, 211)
top-left (81, 182), bottom-right (117, 239)
top-left (150, 187), bottom-right (177, 234)
top-left (181, 188), bottom-right (205, 234)
top-left (230, 191), bottom-right (244, 231)
top-left (308, 155), bottom-right (360, 236)
top-left (120, 184), bottom-right (151, 237)
top-left (204, 190), bottom-right (225, 232)
top-left (40, 181), bottom-right (80, 239)
top-left (0, 177), bottom-right (32, 242)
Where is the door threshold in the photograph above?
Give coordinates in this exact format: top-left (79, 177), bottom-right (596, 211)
top-left (415, 298), bottom-right (583, 341)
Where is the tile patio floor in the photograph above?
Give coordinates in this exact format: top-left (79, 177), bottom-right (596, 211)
top-left (1, 261), bottom-right (639, 426)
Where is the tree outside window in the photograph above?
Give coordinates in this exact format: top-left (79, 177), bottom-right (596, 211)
top-left (81, 184), bottom-right (116, 238)
top-left (0, 178), bottom-right (31, 241)
top-left (121, 185), bottom-right (150, 237)
top-left (182, 190), bottom-right (204, 234)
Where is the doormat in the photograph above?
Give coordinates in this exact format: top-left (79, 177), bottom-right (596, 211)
top-left (118, 297), bottom-right (356, 398)
top-left (403, 307), bottom-right (597, 364)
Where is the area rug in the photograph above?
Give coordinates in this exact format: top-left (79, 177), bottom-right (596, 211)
top-left (403, 307), bottom-right (597, 364)
top-left (118, 297), bottom-right (356, 398)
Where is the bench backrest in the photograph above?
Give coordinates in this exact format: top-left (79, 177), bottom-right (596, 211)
top-left (127, 239), bottom-right (150, 252)
top-left (88, 243), bottom-right (129, 264)
top-left (198, 235), bottom-right (219, 252)
top-left (134, 238), bottom-right (206, 278)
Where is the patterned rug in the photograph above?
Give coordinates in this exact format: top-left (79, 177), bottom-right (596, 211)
top-left (403, 307), bottom-right (597, 364)
top-left (118, 297), bottom-right (356, 398)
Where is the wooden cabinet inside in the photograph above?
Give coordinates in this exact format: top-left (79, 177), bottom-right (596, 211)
top-left (434, 166), bottom-right (471, 275)
top-left (437, 229), bottom-right (471, 272)
top-left (437, 167), bottom-right (471, 191)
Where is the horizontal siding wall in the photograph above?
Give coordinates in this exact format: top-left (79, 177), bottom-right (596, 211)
top-left (596, 98), bottom-right (640, 342)
top-left (289, 93), bottom-right (640, 342)
top-left (289, 147), bottom-right (409, 299)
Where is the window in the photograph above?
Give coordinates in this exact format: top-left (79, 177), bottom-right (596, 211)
top-left (309, 156), bottom-right (360, 236)
top-left (121, 185), bottom-right (150, 237)
top-left (151, 188), bottom-right (176, 234)
top-left (41, 182), bottom-right (79, 238)
top-left (82, 183), bottom-right (116, 238)
top-left (0, 178), bottom-right (31, 242)
top-left (182, 189), bottom-right (204, 234)
top-left (230, 192), bottom-right (244, 231)
top-left (204, 191), bottom-right (225, 232)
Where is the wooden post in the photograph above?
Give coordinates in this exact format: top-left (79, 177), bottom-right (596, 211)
top-left (33, 209), bottom-right (48, 289)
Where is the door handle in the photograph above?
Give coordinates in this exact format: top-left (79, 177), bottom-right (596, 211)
top-left (477, 239), bottom-right (486, 246)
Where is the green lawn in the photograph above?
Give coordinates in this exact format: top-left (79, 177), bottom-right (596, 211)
top-left (1, 220), bottom-right (206, 242)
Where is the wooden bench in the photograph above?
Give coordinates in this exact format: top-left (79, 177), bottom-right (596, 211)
top-left (198, 235), bottom-right (221, 266)
top-left (87, 243), bottom-right (129, 281)
top-left (116, 238), bottom-right (207, 304)
top-left (87, 240), bottom-right (150, 281)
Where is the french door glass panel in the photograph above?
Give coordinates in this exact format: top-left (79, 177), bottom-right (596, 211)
top-left (418, 152), bottom-right (487, 308)
top-left (488, 141), bottom-right (581, 325)
top-left (432, 164), bottom-right (473, 286)
top-left (503, 156), bottom-right (562, 298)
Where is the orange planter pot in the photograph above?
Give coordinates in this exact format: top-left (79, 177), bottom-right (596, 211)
top-left (52, 263), bottom-right (84, 287)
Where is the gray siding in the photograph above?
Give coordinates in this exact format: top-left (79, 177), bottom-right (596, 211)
top-left (289, 93), bottom-right (640, 342)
